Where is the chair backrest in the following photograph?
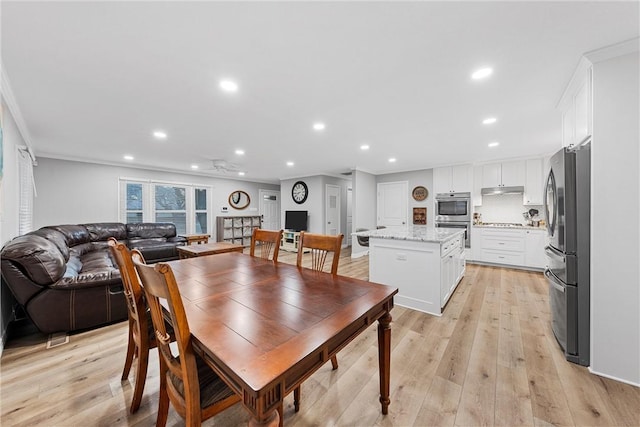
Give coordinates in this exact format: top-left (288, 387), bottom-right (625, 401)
top-left (296, 232), bottom-right (344, 275)
top-left (131, 251), bottom-right (200, 409)
top-left (108, 238), bottom-right (148, 338)
top-left (250, 229), bottom-right (283, 261)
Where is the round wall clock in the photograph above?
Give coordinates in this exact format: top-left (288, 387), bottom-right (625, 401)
top-left (412, 186), bottom-right (428, 201)
top-left (292, 181), bottom-right (308, 204)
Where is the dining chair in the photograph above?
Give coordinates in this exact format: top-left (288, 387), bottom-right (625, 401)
top-left (293, 231), bottom-right (344, 414)
top-left (296, 231), bottom-right (344, 275)
top-left (131, 250), bottom-right (241, 427)
top-left (249, 229), bottom-right (284, 261)
top-left (108, 237), bottom-right (173, 413)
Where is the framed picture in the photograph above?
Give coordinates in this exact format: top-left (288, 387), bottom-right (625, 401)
top-left (413, 207), bottom-right (427, 225)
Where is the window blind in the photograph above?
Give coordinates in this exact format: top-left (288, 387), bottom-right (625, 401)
top-left (17, 147), bottom-right (36, 235)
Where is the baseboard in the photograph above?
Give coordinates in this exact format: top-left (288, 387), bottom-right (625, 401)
top-left (351, 249), bottom-right (369, 259)
top-left (466, 260), bottom-right (543, 273)
top-left (588, 367), bottom-right (640, 388)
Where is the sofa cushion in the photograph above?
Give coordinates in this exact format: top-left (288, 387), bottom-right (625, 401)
top-left (127, 222), bottom-right (177, 239)
top-left (45, 225), bottom-right (91, 247)
top-left (0, 235), bottom-right (65, 284)
top-left (79, 247), bottom-right (116, 271)
top-left (31, 228), bottom-right (70, 261)
top-left (83, 222), bottom-right (127, 242)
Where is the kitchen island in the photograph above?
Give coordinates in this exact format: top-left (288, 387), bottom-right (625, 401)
top-left (354, 227), bottom-right (465, 316)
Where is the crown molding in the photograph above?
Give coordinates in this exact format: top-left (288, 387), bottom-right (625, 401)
top-left (585, 37), bottom-right (640, 63)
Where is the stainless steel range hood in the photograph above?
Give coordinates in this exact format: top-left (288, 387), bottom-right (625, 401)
top-left (481, 186), bottom-right (524, 196)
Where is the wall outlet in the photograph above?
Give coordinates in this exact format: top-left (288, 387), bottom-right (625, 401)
top-left (221, 206), bottom-right (229, 212)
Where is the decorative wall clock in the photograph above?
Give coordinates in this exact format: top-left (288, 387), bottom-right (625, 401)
top-left (292, 181), bottom-right (308, 204)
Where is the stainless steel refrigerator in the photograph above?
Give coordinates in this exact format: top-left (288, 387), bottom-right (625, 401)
top-left (544, 143), bottom-right (590, 366)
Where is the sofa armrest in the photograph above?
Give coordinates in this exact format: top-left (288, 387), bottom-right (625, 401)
top-left (167, 236), bottom-right (187, 245)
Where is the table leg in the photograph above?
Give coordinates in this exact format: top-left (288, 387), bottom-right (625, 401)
top-left (377, 311), bottom-right (392, 415)
top-left (248, 410), bottom-right (279, 427)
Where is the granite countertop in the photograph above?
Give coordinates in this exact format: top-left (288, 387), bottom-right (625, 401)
top-left (352, 226), bottom-right (464, 243)
top-left (473, 224), bottom-right (546, 230)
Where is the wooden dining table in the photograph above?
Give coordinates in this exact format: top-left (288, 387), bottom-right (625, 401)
top-left (166, 252), bottom-right (398, 426)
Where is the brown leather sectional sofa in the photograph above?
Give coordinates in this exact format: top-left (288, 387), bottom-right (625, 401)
top-left (1, 222), bottom-right (187, 334)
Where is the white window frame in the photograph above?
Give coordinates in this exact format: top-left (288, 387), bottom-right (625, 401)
top-left (119, 178), bottom-right (212, 234)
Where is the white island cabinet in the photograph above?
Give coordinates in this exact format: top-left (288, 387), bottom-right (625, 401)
top-left (355, 227), bottom-right (465, 316)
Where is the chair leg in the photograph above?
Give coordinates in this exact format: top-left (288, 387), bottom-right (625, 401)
top-left (155, 373), bottom-right (170, 427)
top-left (330, 355), bottom-right (339, 370)
top-left (129, 346), bottom-right (149, 413)
top-left (294, 386), bottom-right (300, 412)
top-left (121, 323), bottom-right (135, 380)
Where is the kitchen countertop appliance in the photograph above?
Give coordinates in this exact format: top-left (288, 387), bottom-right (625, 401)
top-left (544, 143), bottom-right (590, 366)
top-left (435, 192), bottom-right (471, 248)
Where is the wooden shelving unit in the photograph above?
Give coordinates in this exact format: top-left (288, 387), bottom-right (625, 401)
top-left (216, 216), bottom-right (261, 247)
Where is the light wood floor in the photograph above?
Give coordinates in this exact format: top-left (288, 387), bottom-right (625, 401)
top-left (1, 249), bottom-right (638, 426)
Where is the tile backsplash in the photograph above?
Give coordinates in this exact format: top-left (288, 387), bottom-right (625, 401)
top-left (474, 194), bottom-right (542, 224)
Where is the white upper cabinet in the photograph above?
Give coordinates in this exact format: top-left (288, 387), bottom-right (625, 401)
top-left (481, 160), bottom-right (525, 188)
top-left (434, 165), bottom-right (472, 194)
top-left (524, 158), bottom-right (543, 205)
top-left (559, 58), bottom-right (592, 147)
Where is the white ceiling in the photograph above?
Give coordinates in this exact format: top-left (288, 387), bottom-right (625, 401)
top-left (2, 1), bottom-right (639, 184)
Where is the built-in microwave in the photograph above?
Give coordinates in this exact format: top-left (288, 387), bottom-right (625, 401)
top-left (435, 192), bottom-right (471, 222)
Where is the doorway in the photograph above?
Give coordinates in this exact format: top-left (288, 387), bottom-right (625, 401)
top-left (325, 184), bottom-right (341, 236)
top-left (259, 189), bottom-right (280, 231)
top-left (377, 181), bottom-right (408, 229)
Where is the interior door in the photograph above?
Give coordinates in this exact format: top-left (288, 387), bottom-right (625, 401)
top-left (259, 189), bottom-right (280, 231)
top-left (377, 181), bottom-right (408, 229)
top-left (325, 184), bottom-right (340, 236)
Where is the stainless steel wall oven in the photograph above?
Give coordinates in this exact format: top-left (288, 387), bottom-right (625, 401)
top-left (435, 192), bottom-right (471, 248)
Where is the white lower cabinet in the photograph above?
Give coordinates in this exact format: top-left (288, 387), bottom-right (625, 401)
top-left (369, 233), bottom-right (465, 316)
top-left (472, 227), bottom-right (545, 270)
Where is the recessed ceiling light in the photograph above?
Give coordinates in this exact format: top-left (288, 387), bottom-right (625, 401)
top-left (472, 67), bottom-right (493, 80)
top-left (488, 142), bottom-right (500, 148)
top-left (313, 122), bottom-right (326, 131)
top-left (124, 155), bottom-right (134, 161)
top-left (388, 158), bottom-right (397, 163)
top-left (153, 130), bottom-right (167, 139)
top-left (286, 161), bottom-right (294, 167)
top-left (191, 164), bottom-right (199, 169)
top-left (235, 149), bottom-right (245, 155)
top-left (219, 79), bottom-right (238, 92)
top-left (238, 171), bottom-right (246, 176)
top-left (360, 144), bottom-right (370, 150)
top-left (482, 117), bottom-right (497, 125)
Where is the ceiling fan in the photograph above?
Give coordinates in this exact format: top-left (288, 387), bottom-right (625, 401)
top-left (205, 159), bottom-right (241, 173)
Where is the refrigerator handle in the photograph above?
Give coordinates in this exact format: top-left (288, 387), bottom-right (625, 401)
top-left (545, 245), bottom-right (565, 259)
top-left (544, 268), bottom-right (565, 293)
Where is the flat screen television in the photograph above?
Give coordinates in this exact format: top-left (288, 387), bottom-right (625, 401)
top-left (285, 210), bottom-right (308, 232)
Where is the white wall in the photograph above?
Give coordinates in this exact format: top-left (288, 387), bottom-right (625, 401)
top-left (279, 175), bottom-right (351, 236)
top-left (590, 51), bottom-right (640, 385)
top-left (352, 170), bottom-right (377, 257)
top-left (1, 99), bottom-right (25, 352)
top-left (376, 168), bottom-right (434, 226)
top-left (33, 158), bottom-right (279, 236)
